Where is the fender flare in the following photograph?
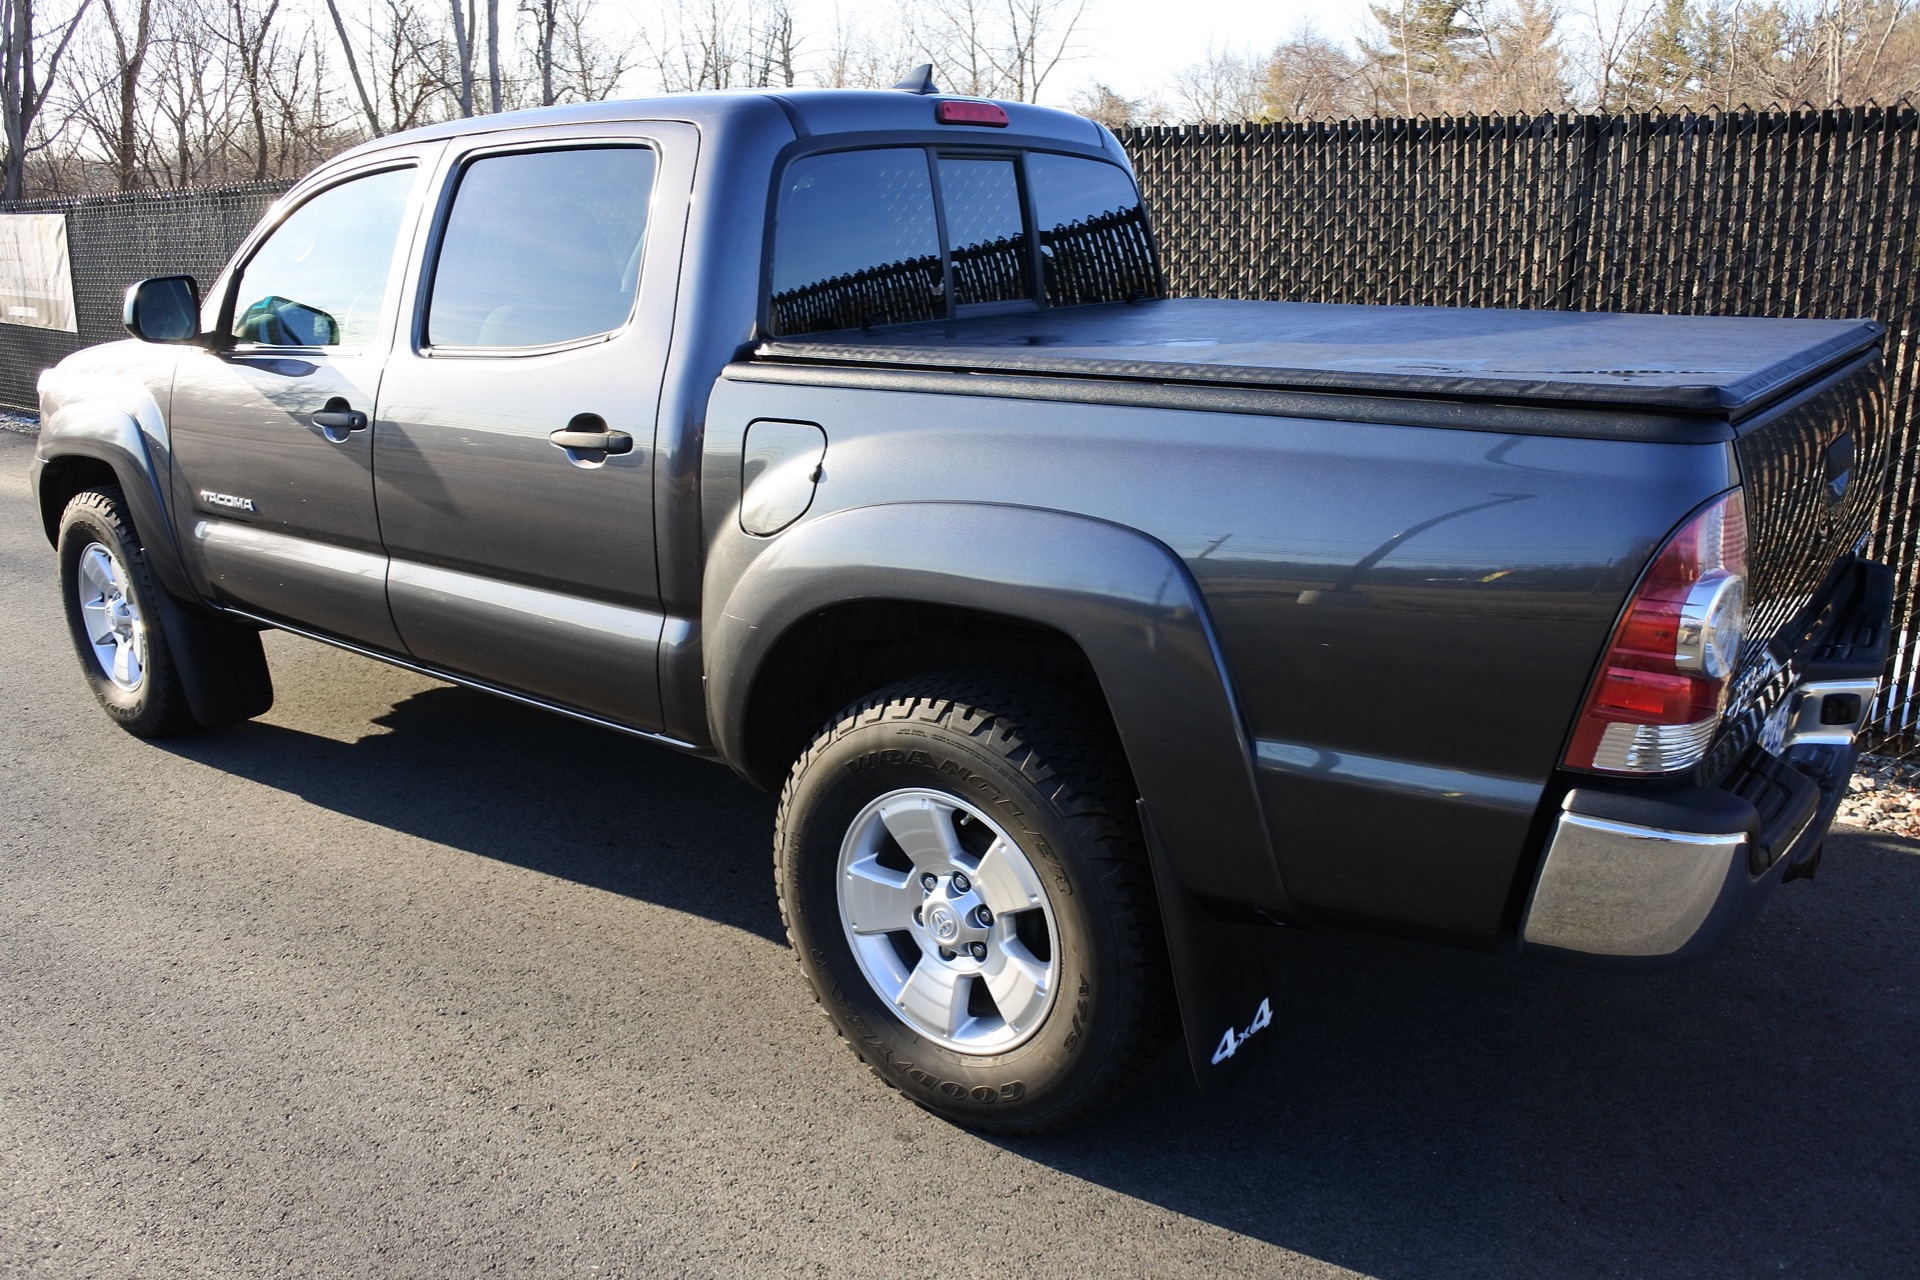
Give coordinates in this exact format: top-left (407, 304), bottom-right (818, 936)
top-left (708, 502), bottom-right (1288, 1085)
top-left (34, 404), bottom-right (272, 727)
top-left (34, 401), bottom-right (196, 608)
top-left (708, 501), bottom-right (1289, 910)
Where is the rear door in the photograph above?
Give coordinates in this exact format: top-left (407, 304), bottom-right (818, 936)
top-left (372, 123), bottom-right (694, 732)
top-left (169, 151), bottom-right (439, 650)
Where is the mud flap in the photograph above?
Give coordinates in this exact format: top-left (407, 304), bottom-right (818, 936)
top-left (1137, 800), bottom-right (1276, 1091)
top-left (147, 587), bottom-right (275, 727)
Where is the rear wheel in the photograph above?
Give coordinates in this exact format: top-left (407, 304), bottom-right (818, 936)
top-left (775, 672), bottom-right (1176, 1134)
top-left (57, 487), bottom-right (198, 737)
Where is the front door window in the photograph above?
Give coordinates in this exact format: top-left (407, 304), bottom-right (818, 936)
top-left (229, 167), bottom-right (415, 348)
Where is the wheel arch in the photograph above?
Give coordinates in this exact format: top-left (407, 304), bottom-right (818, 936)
top-left (36, 410), bottom-right (272, 729)
top-left (706, 501), bottom-right (1291, 917)
top-left (34, 401), bottom-right (195, 608)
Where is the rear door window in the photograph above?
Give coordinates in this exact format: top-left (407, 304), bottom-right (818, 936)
top-left (770, 149), bottom-right (944, 334)
top-left (426, 146), bottom-right (656, 349)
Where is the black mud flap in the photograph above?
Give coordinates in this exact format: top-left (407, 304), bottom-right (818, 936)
top-left (1137, 800), bottom-right (1276, 1091)
top-left (147, 588), bottom-right (275, 727)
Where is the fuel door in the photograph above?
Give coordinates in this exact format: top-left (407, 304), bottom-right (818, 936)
top-left (740, 419), bottom-right (826, 536)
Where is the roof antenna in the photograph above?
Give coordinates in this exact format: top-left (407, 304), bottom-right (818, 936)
top-left (892, 64), bottom-right (940, 95)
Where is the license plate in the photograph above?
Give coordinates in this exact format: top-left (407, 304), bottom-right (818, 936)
top-left (1760, 692), bottom-right (1794, 755)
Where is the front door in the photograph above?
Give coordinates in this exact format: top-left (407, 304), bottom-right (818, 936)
top-left (169, 156), bottom-right (436, 650)
top-left (373, 128), bottom-right (690, 732)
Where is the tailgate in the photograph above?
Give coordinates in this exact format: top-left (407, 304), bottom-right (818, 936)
top-left (1705, 353), bottom-right (1890, 780)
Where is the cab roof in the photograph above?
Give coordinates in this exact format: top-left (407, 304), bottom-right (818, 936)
top-left (333, 87), bottom-right (1113, 165)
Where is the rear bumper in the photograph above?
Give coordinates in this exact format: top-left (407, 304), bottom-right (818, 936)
top-left (1522, 559), bottom-right (1892, 967)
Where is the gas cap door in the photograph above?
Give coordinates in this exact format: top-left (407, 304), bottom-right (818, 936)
top-left (740, 419), bottom-right (826, 536)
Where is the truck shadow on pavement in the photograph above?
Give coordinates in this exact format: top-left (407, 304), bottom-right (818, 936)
top-left (159, 678), bottom-right (1918, 1279)
top-left (1005, 830), bottom-right (1920, 1277)
top-left (158, 679), bottom-right (786, 944)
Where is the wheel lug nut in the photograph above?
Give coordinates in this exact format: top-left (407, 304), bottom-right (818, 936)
top-left (951, 872), bottom-right (970, 893)
top-left (938, 947), bottom-right (956, 961)
top-left (968, 942), bottom-right (987, 960)
top-left (972, 906), bottom-right (992, 927)
top-left (920, 873), bottom-right (939, 891)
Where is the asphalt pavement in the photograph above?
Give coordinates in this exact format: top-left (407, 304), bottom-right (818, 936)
top-left (3, 428), bottom-right (1917, 1278)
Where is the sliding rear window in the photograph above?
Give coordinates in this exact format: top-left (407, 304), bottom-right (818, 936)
top-left (769, 147), bottom-right (1161, 336)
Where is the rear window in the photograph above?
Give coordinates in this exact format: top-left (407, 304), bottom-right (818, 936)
top-left (939, 156), bottom-right (1031, 309)
top-left (769, 147), bottom-right (1160, 336)
top-left (770, 149), bottom-right (944, 335)
top-left (1028, 153), bottom-right (1161, 308)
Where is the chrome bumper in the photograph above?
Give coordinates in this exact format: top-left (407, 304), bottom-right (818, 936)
top-left (1522, 810), bottom-right (1755, 959)
top-left (1523, 731), bottom-right (1861, 967)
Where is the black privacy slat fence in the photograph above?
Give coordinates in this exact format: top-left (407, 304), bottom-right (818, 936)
top-left (1124, 106), bottom-right (1920, 757)
top-left (6, 105), bottom-right (1920, 753)
top-left (0, 181), bottom-right (288, 410)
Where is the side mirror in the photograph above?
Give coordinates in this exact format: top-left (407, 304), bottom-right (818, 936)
top-left (122, 275), bottom-right (202, 344)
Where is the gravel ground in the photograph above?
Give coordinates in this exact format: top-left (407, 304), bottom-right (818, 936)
top-left (1837, 755), bottom-right (1920, 838)
top-left (0, 409), bottom-right (38, 434)
top-left (4, 429), bottom-right (1918, 1279)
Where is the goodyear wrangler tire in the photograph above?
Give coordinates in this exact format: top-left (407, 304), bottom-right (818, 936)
top-left (775, 672), bottom-right (1177, 1134)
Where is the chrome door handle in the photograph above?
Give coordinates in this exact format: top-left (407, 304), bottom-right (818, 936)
top-left (548, 428), bottom-right (632, 455)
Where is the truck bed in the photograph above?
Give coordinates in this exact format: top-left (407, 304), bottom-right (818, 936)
top-left (756, 298), bottom-right (1881, 418)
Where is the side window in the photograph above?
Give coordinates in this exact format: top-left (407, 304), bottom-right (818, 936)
top-left (1026, 153), bottom-right (1162, 307)
top-left (770, 149), bottom-right (943, 335)
top-left (230, 167), bottom-right (415, 347)
top-left (938, 157), bottom-right (1031, 310)
top-left (426, 146), bottom-right (657, 349)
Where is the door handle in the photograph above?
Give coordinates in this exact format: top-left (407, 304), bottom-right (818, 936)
top-left (548, 428), bottom-right (632, 455)
top-left (312, 399), bottom-right (368, 443)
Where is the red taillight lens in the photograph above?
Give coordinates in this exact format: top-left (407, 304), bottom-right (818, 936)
top-left (1564, 490), bottom-right (1748, 774)
top-left (936, 100), bottom-right (1010, 127)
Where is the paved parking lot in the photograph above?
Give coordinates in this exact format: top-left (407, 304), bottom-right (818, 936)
top-left (3, 428), bottom-right (1917, 1278)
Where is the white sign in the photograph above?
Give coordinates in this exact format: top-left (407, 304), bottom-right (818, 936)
top-left (0, 214), bottom-right (77, 332)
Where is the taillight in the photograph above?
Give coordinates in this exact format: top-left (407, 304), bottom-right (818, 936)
top-left (1564, 490), bottom-right (1748, 774)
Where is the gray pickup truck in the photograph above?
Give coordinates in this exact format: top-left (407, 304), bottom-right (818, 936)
top-left (30, 80), bottom-right (1894, 1133)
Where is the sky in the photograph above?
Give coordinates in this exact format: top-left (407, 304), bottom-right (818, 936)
top-left (1055, 0), bottom-right (1370, 101)
top-left (778, 0), bottom-right (1376, 107)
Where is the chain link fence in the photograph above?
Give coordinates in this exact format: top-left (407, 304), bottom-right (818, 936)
top-left (5, 105), bottom-right (1920, 751)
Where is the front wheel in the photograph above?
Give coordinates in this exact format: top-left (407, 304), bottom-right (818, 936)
top-left (775, 673), bottom-right (1176, 1134)
top-left (57, 486), bottom-right (198, 737)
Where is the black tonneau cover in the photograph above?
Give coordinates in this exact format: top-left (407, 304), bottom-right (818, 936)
top-left (757, 298), bottom-right (1882, 416)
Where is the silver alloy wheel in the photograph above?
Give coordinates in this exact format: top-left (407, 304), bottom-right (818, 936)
top-left (837, 787), bottom-right (1060, 1054)
top-left (75, 542), bottom-right (146, 692)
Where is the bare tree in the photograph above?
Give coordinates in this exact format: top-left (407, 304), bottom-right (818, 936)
top-left (814, 8), bottom-right (914, 87)
top-left (485, 0), bottom-right (501, 111)
top-left (1263, 27), bottom-right (1365, 120)
top-left (447, 0), bottom-right (475, 114)
top-left (2, 0), bottom-right (92, 198)
top-left (63, 0), bottom-right (152, 189)
top-left (146, 0), bottom-right (230, 185)
top-left (524, 0), bottom-right (633, 102)
top-left (1069, 80), bottom-right (1143, 127)
top-left (745, 0), bottom-right (799, 86)
top-left (904, 0), bottom-right (1090, 101)
top-left (322, 0), bottom-right (383, 135)
top-left (1168, 43), bottom-right (1267, 122)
